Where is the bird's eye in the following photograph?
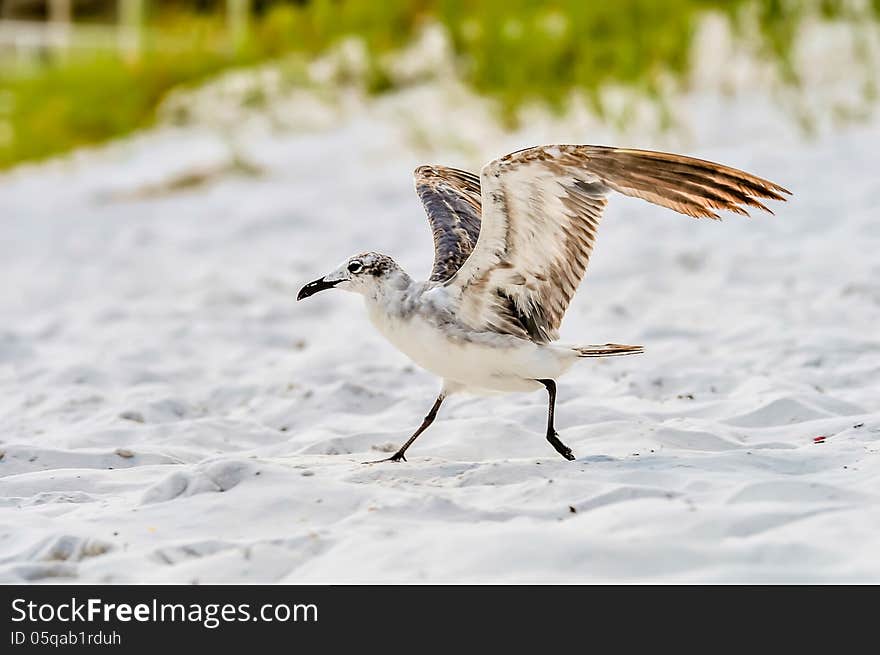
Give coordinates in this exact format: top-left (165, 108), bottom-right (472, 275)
top-left (347, 261), bottom-right (363, 274)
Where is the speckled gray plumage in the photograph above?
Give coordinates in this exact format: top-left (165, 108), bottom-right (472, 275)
top-left (413, 145), bottom-right (790, 345)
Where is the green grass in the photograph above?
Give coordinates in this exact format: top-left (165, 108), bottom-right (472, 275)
top-left (0, 0), bottom-right (876, 170)
top-left (0, 52), bottom-right (239, 169)
top-left (0, 13), bottom-right (260, 169)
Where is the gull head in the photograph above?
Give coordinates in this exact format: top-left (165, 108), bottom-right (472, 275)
top-left (297, 252), bottom-right (404, 301)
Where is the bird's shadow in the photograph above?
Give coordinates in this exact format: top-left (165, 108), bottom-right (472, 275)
top-left (575, 454), bottom-right (617, 464)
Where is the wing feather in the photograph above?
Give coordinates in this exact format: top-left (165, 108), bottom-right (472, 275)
top-left (413, 165), bottom-right (483, 282)
top-left (446, 145), bottom-right (790, 343)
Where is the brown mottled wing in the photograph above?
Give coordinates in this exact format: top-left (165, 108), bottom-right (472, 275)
top-left (414, 165), bottom-right (483, 283)
top-left (447, 145), bottom-right (791, 343)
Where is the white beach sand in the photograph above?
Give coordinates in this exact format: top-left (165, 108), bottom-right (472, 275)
top-left (1, 30), bottom-right (879, 582)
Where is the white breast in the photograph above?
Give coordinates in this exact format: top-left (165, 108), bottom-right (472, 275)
top-left (364, 298), bottom-right (574, 392)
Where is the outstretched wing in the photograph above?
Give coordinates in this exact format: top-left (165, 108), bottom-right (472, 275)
top-left (414, 165), bottom-right (483, 283)
top-left (446, 144), bottom-right (791, 343)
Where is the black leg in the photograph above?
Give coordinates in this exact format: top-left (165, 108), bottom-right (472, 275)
top-left (536, 379), bottom-right (575, 461)
top-left (365, 393), bottom-right (446, 463)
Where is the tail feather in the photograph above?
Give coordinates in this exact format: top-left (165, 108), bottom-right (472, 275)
top-left (575, 343), bottom-right (644, 358)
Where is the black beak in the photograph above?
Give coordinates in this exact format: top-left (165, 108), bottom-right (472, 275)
top-left (297, 277), bottom-right (339, 301)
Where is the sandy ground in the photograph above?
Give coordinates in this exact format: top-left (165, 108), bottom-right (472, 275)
top-left (1, 75), bottom-right (879, 583)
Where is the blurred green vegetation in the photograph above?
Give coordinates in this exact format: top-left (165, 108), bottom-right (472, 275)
top-left (0, 13), bottom-right (254, 169)
top-left (0, 0), bottom-right (877, 169)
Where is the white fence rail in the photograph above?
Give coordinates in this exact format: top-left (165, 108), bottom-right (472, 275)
top-left (0, 19), bottom-right (140, 54)
top-left (0, 0), bottom-right (249, 59)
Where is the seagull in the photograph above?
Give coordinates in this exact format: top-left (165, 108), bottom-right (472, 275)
top-left (297, 145), bottom-right (789, 462)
